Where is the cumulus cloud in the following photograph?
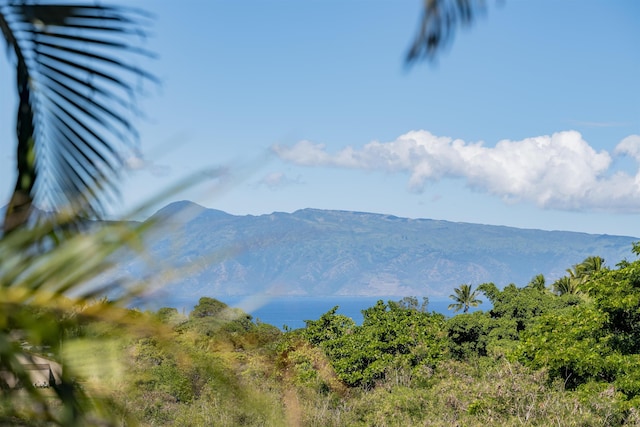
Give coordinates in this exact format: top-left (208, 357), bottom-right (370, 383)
top-left (615, 135), bottom-right (640, 162)
top-left (272, 130), bottom-right (640, 212)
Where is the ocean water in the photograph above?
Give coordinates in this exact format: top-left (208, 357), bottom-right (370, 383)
top-left (153, 295), bottom-right (490, 330)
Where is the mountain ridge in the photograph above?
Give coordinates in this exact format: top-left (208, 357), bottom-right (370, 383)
top-left (124, 202), bottom-right (638, 299)
top-left (153, 201), bottom-right (636, 237)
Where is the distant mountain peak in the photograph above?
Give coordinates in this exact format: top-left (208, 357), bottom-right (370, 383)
top-left (148, 200), bottom-right (231, 222)
top-left (118, 204), bottom-right (638, 298)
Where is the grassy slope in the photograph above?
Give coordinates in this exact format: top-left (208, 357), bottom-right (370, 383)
top-left (113, 304), bottom-right (638, 427)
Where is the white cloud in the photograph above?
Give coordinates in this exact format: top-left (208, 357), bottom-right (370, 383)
top-left (615, 135), bottom-right (640, 162)
top-left (256, 171), bottom-right (301, 190)
top-left (272, 130), bottom-right (640, 212)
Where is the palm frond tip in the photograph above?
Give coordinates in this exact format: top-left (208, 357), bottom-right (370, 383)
top-left (1, 2), bottom-right (158, 232)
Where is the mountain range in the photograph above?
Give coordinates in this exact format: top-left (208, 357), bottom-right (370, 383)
top-left (113, 201), bottom-right (639, 299)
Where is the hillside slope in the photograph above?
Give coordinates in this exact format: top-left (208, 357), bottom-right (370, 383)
top-left (116, 201), bottom-right (639, 299)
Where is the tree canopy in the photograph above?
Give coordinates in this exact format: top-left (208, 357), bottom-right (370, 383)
top-left (448, 283), bottom-right (482, 313)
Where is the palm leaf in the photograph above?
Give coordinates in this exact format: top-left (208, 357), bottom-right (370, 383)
top-left (407, 0), bottom-right (486, 63)
top-left (0, 169), bottom-right (233, 424)
top-left (0, 212), bottom-right (153, 425)
top-left (1, 1), bottom-right (158, 233)
top-left (448, 283), bottom-right (482, 312)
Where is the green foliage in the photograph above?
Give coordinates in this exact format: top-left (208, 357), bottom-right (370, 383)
top-left (446, 311), bottom-right (492, 359)
top-left (152, 362), bottom-right (195, 403)
top-left (584, 258), bottom-right (640, 354)
top-left (448, 283), bottom-right (482, 313)
top-left (155, 307), bottom-right (188, 327)
top-left (552, 255), bottom-right (607, 295)
top-left (0, 216), bottom-right (163, 425)
top-left (577, 255), bottom-right (606, 278)
top-left (276, 337), bottom-right (345, 398)
top-left (2, 3), bottom-right (156, 233)
top-left (4, 229), bottom-right (638, 427)
top-left (396, 296), bottom-right (429, 312)
top-left (190, 297), bottom-right (229, 319)
top-left (0, 4), bottom-right (157, 422)
top-left (527, 273), bottom-right (546, 291)
top-left (517, 304), bottom-right (612, 388)
top-left (98, 279), bottom-right (640, 426)
top-left (478, 282), bottom-right (580, 354)
top-left (518, 253), bottom-right (640, 399)
top-left (125, 311), bottom-right (288, 426)
top-left (552, 276), bottom-right (578, 295)
top-left (446, 280), bottom-right (585, 363)
top-left (182, 298), bottom-right (259, 351)
top-left (345, 385), bottom-right (432, 426)
top-left (246, 322), bottom-right (283, 347)
top-left (302, 306), bottom-right (355, 346)
top-left (334, 357), bottom-right (634, 426)
top-left (308, 300), bottom-right (448, 388)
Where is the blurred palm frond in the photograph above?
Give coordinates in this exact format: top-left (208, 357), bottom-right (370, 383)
top-left (407, 0), bottom-right (487, 64)
top-left (1, 1), bottom-right (158, 233)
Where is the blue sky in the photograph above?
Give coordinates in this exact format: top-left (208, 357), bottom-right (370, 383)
top-left (2, 1), bottom-right (640, 237)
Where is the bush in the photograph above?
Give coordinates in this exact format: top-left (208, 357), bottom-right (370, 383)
top-left (312, 300), bottom-right (448, 388)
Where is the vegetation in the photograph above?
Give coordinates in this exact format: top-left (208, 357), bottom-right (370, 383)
top-left (448, 283), bottom-right (482, 313)
top-left (0, 216), bottom-right (162, 425)
top-left (45, 247), bottom-right (617, 425)
top-left (0, 3), bottom-right (160, 425)
top-left (4, 250), bottom-right (637, 425)
top-left (1, 1), bottom-right (637, 426)
top-left (1, 181), bottom-right (638, 426)
top-left (1, 3), bottom-right (156, 234)
top-left (302, 299), bottom-right (447, 388)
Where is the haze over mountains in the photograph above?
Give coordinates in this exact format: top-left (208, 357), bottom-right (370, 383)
top-left (119, 201), bottom-right (639, 299)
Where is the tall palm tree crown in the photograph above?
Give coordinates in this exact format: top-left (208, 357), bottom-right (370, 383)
top-left (527, 274), bottom-right (546, 291)
top-left (552, 256), bottom-right (606, 295)
top-left (448, 283), bottom-right (483, 313)
top-left (1, 1), bottom-right (157, 234)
